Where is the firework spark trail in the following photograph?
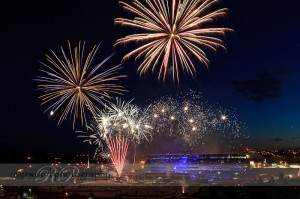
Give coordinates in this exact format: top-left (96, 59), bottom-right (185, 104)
top-left (35, 41), bottom-right (126, 128)
top-left (107, 132), bottom-right (129, 177)
top-left (115, 0), bottom-right (233, 82)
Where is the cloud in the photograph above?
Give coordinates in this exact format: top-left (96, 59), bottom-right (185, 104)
top-left (269, 138), bottom-right (284, 142)
top-left (232, 71), bottom-right (283, 101)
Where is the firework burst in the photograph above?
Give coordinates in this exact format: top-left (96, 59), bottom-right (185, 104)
top-left (79, 99), bottom-right (153, 162)
top-left (115, 0), bottom-right (233, 82)
top-left (144, 91), bottom-right (247, 148)
top-left (92, 99), bottom-right (153, 144)
top-left (35, 41), bottom-right (126, 128)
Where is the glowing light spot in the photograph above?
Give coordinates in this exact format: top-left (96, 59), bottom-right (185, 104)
top-left (50, 111), bottom-right (54, 116)
top-left (123, 123), bottom-right (128, 129)
top-left (170, 116), bottom-right (175, 120)
top-left (221, 115), bottom-right (227, 120)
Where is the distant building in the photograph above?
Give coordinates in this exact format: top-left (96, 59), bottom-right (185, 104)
top-left (145, 153), bottom-right (251, 165)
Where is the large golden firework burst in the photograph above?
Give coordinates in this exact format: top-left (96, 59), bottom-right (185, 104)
top-left (36, 41), bottom-right (126, 128)
top-left (115, 0), bottom-right (233, 82)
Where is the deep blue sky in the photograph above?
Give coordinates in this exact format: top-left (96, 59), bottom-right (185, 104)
top-left (0, 0), bottom-right (299, 155)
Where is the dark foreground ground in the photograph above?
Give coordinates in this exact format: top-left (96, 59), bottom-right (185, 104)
top-left (1, 186), bottom-right (300, 199)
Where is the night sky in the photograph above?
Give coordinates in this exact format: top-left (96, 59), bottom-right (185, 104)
top-left (1, 0), bottom-right (300, 155)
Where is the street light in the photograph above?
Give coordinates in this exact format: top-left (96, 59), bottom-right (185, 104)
top-left (88, 195), bottom-right (94, 199)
